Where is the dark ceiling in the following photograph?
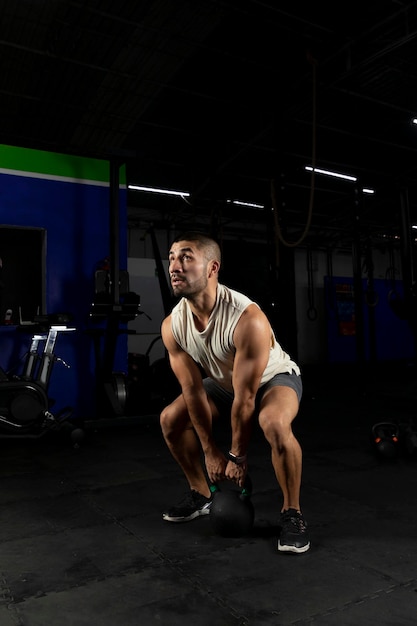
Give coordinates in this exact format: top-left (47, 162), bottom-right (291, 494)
top-left (2, 0), bottom-right (417, 249)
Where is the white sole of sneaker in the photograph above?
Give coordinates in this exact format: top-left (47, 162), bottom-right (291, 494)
top-left (278, 541), bottom-right (310, 554)
top-left (162, 506), bottom-right (211, 523)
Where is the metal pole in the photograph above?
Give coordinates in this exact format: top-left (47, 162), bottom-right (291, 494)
top-left (109, 159), bottom-right (120, 306)
top-left (352, 187), bottom-right (366, 366)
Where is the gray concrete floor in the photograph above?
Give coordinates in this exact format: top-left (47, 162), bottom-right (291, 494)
top-left (0, 363), bottom-right (417, 625)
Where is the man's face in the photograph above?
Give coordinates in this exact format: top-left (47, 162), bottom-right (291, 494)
top-left (168, 240), bottom-right (209, 298)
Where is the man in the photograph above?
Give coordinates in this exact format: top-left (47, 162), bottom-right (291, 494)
top-left (160, 231), bottom-right (309, 554)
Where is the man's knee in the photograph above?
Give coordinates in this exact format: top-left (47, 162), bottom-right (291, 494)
top-left (160, 402), bottom-right (176, 431)
top-left (259, 409), bottom-right (294, 443)
top-left (160, 398), bottom-right (189, 436)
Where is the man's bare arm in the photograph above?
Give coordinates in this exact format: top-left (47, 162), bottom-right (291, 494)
top-left (161, 316), bottom-right (214, 447)
top-left (229, 305), bottom-right (271, 457)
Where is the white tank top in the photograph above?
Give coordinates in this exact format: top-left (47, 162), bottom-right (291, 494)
top-left (170, 283), bottom-right (300, 392)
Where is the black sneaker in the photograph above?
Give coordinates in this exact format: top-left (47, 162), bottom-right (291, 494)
top-left (163, 490), bottom-right (212, 522)
top-left (278, 508), bottom-right (310, 554)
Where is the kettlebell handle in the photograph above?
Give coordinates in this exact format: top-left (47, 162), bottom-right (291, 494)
top-left (372, 421), bottom-right (399, 440)
top-left (210, 474), bottom-right (252, 497)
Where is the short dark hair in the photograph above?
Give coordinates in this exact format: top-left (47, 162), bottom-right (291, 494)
top-left (171, 231), bottom-right (221, 263)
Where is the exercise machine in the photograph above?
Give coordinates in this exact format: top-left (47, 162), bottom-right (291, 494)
top-left (0, 322), bottom-right (80, 439)
top-left (88, 268), bottom-right (141, 416)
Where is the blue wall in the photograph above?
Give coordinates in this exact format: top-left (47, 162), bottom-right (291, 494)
top-left (325, 276), bottom-right (415, 363)
top-left (0, 155), bottom-right (128, 421)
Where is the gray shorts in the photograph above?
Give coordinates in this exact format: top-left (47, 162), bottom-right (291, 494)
top-left (203, 371), bottom-right (302, 416)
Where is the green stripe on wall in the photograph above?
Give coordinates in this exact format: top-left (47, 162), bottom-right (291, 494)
top-left (0, 144), bottom-right (127, 185)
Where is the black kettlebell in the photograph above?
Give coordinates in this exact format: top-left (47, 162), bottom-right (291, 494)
top-left (209, 476), bottom-right (254, 537)
top-left (372, 422), bottom-right (399, 458)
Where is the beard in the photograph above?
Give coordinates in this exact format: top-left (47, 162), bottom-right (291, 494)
top-left (171, 271), bottom-right (209, 298)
